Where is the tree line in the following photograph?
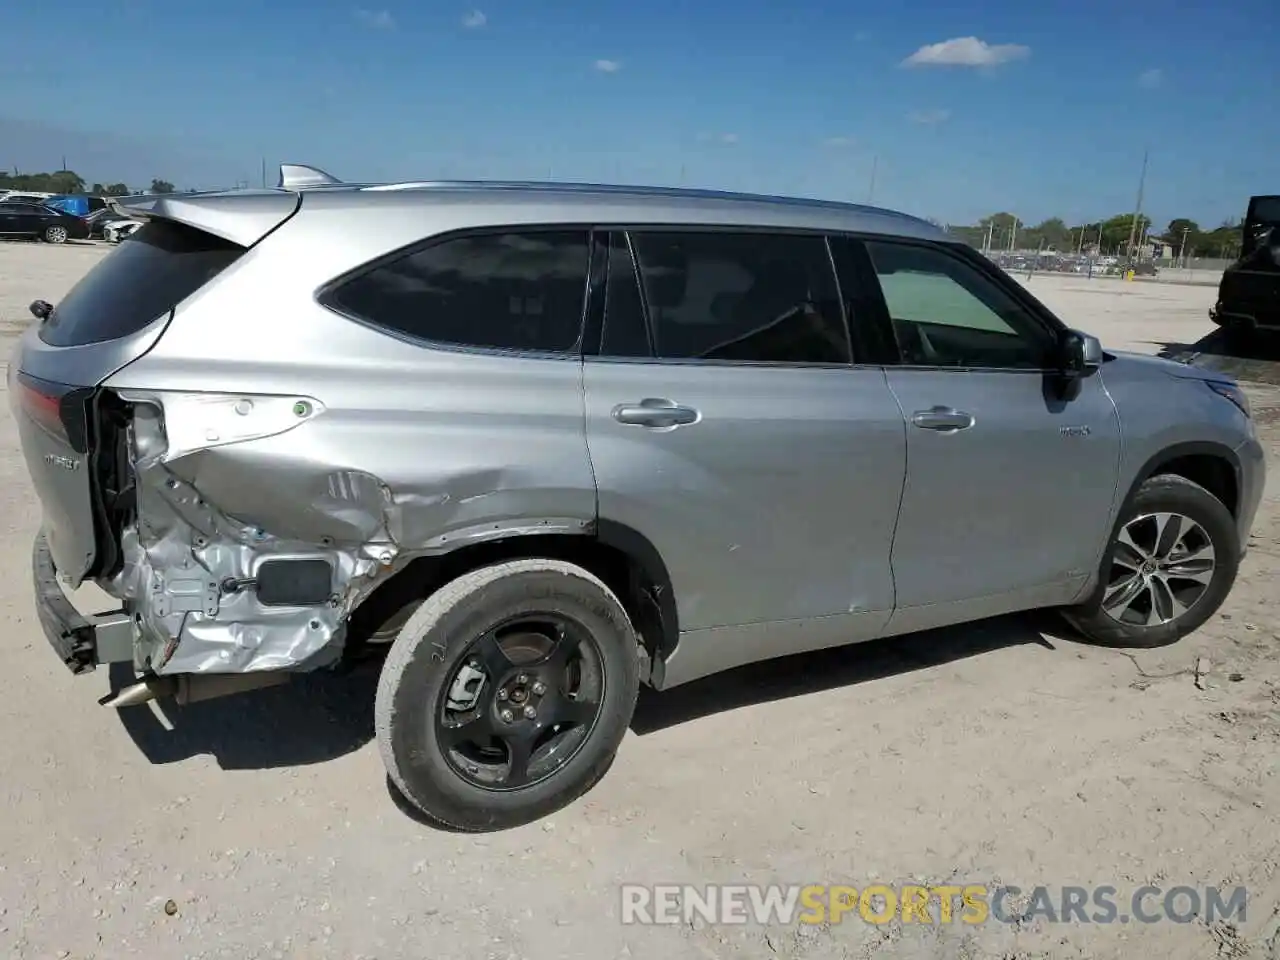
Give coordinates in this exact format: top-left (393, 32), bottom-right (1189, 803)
top-left (946, 212), bottom-right (1244, 260)
top-left (1, 169), bottom-right (178, 196)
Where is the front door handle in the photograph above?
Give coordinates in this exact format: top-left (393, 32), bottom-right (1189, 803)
top-left (612, 398), bottom-right (700, 428)
top-left (911, 406), bottom-right (975, 432)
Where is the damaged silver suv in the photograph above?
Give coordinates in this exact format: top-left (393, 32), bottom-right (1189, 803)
top-left (15, 165), bottom-right (1266, 831)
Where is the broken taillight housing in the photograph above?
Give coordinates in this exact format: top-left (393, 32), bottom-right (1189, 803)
top-left (16, 372), bottom-right (93, 452)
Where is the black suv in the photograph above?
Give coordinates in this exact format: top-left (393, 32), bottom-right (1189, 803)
top-left (1212, 195), bottom-right (1280, 344)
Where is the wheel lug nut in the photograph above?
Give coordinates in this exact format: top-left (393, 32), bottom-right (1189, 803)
top-left (500, 709), bottom-right (514, 723)
top-left (516, 674), bottom-right (528, 684)
top-left (497, 689), bottom-right (508, 701)
top-left (531, 681), bottom-right (546, 695)
top-left (523, 705), bottom-right (536, 719)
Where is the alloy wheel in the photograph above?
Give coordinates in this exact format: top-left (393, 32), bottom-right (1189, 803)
top-left (435, 614), bottom-right (605, 791)
top-left (46, 226), bottom-right (67, 244)
top-left (1102, 511), bottom-right (1217, 627)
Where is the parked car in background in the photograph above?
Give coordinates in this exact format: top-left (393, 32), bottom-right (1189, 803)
top-left (13, 165), bottom-right (1265, 832)
top-left (0, 201), bottom-right (90, 243)
top-left (1212, 194), bottom-right (1280, 346)
top-left (85, 208), bottom-right (130, 240)
top-left (0, 190), bottom-right (57, 204)
top-left (103, 218), bottom-right (145, 243)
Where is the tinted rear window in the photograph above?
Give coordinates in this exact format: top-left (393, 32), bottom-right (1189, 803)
top-left (39, 219), bottom-right (245, 347)
top-left (1250, 197), bottom-right (1280, 224)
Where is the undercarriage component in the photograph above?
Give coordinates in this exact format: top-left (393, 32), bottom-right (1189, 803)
top-left (98, 670), bottom-right (291, 709)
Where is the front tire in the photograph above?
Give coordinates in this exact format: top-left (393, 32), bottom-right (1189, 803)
top-left (1064, 474), bottom-right (1239, 648)
top-left (43, 225), bottom-right (68, 244)
top-left (374, 559), bottom-right (641, 831)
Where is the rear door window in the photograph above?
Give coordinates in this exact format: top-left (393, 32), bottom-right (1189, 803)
top-left (624, 230), bottom-right (850, 365)
top-left (324, 230), bottom-right (592, 354)
top-left (40, 219), bottom-right (245, 347)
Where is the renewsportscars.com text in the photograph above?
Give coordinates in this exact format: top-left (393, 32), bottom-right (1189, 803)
top-left (619, 883), bottom-right (1248, 926)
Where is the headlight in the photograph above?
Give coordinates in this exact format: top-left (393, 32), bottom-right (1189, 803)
top-left (1206, 379), bottom-right (1251, 419)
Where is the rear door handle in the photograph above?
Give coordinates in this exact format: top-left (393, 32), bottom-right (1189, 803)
top-left (612, 398), bottom-right (700, 428)
top-left (911, 406), bottom-right (975, 432)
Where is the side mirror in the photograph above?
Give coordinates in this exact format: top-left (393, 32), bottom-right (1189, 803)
top-left (1060, 329), bottom-right (1103, 377)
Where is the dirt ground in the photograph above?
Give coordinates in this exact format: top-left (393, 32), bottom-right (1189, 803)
top-left (0, 241), bottom-right (1277, 960)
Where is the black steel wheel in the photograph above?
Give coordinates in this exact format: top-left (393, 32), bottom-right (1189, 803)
top-left (375, 559), bottom-right (641, 831)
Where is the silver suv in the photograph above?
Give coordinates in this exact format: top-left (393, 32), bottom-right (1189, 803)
top-left (13, 165), bottom-right (1266, 830)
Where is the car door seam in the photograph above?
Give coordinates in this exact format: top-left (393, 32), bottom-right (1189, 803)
top-left (880, 365), bottom-right (910, 614)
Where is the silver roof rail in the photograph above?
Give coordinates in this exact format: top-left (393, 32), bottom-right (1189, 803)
top-left (278, 163), bottom-right (342, 190)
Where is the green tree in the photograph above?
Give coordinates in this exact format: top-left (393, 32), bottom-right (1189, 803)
top-left (1164, 218), bottom-right (1202, 257)
top-left (90, 182), bottom-right (132, 197)
top-left (1201, 220), bottom-right (1242, 259)
top-left (0, 169), bottom-right (86, 194)
top-left (1097, 214), bottom-right (1152, 253)
top-left (149, 179), bottom-right (176, 194)
top-left (1029, 217), bottom-right (1071, 251)
top-left (945, 224), bottom-right (987, 248)
top-left (977, 212), bottom-right (1022, 249)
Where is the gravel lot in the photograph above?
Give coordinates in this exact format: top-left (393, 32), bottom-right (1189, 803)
top-left (1, 240), bottom-right (1278, 960)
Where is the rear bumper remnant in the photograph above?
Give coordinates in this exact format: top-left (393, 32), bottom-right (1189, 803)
top-left (33, 533), bottom-right (134, 674)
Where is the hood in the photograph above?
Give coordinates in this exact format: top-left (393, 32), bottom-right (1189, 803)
top-left (1104, 349), bottom-right (1235, 385)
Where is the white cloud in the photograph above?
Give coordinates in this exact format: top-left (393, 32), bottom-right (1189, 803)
top-left (355, 7), bottom-right (395, 29)
top-left (824, 136), bottom-right (854, 147)
top-left (594, 59), bottom-right (622, 73)
top-left (462, 9), bottom-right (487, 28)
top-left (908, 108), bottom-right (951, 124)
top-left (902, 36), bottom-right (1029, 68)
top-left (696, 132), bottom-right (739, 145)
top-left (719, 133), bottom-right (739, 144)
top-left (1138, 68), bottom-right (1163, 88)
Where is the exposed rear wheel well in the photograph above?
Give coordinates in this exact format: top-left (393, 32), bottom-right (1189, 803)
top-left (1148, 453), bottom-right (1238, 517)
top-left (345, 529), bottom-right (676, 682)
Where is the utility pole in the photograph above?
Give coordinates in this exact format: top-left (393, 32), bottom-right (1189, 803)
top-left (867, 155), bottom-right (878, 204)
top-left (984, 220), bottom-right (994, 254)
top-left (261, 157), bottom-right (267, 189)
top-left (1124, 148), bottom-right (1149, 265)
top-left (1008, 216), bottom-right (1018, 251)
top-left (1178, 225), bottom-right (1190, 268)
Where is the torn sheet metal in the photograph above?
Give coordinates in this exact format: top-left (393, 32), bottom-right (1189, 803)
top-left (106, 390), bottom-right (391, 675)
top-left (100, 385), bottom-right (595, 675)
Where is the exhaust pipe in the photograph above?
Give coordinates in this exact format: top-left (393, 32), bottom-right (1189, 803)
top-left (99, 671), bottom-right (289, 709)
top-left (98, 676), bottom-right (176, 708)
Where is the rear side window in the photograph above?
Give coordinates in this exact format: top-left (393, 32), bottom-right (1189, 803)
top-left (40, 219), bottom-right (244, 347)
top-left (626, 231), bottom-right (850, 365)
top-left (325, 230), bottom-right (592, 354)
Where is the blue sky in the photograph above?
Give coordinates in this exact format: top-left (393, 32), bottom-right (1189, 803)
top-left (2, 0), bottom-right (1275, 228)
